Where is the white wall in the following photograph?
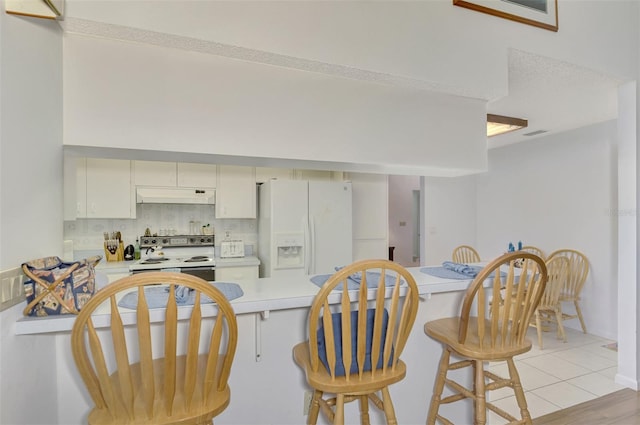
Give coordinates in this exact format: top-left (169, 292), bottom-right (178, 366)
top-left (389, 175), bottom-right (420, 267)
top-left (63, 1), bottom-right (638, 95)
top-left (422, 175), bottom-right (478, 265)
top-left (0, 7), bottom-right (64, 424)
top-left (63, 33), bottom-right (488, 177)
top-left (616, 82), bottom-right (637, 389)
top-left (477, 121), bottom-right (618, 339)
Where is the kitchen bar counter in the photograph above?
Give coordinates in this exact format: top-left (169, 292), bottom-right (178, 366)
top-left (14, 266), bottom-right (470, 335)
top-left (15, 265), bottom-right (475, 424)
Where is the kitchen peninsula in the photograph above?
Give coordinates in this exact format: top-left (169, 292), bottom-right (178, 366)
top-left (15, 267), bottom-right (474, 424)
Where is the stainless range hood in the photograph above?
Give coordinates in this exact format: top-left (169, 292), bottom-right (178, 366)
top-left (136, 187), bottom-right (216, 205)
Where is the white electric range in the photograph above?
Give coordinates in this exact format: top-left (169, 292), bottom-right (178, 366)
top-left (129, 235), bottom-right (216, 281)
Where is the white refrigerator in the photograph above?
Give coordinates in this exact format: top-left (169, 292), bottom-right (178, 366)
top-left (258, 180), bottom-right (353, 278)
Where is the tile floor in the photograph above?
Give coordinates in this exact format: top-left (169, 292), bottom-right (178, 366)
top-left (487, 326), bottom-right (623, 423)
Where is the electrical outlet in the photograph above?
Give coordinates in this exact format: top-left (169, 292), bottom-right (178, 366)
top-left (303, 390), bottom-right (313, 415)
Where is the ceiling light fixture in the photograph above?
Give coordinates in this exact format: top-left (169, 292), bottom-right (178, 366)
top-left (487, 114), bottom-right (528, 137)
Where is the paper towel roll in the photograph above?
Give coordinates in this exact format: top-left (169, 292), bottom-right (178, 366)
top-left (63, 240), bottom-right (74, 262)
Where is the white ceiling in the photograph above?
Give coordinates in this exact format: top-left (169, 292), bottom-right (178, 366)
top-left (487, 49), bottom-right (622, 149)
top-left (59, 9), bottom-right (623, 152)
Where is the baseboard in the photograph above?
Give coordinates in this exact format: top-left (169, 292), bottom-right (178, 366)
top-left (615, 373), bottom-right (639, 390)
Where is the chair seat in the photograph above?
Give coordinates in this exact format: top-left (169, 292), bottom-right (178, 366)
top-left (87, 355), bottom-right (231, 425)
top-left (424, 317), bottom-right (532, 361)
top-left (293, 342), bottom-right (406, 395)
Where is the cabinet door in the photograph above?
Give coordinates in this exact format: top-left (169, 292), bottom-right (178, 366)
top-left (255, 167), bottom-right (293, 183)
top-left (177, 163), bottom-right (217, 188)
top-left (216, 266), bottom-right (258, 282)
top-left (63, 156), bottom-right (87, 220)
top-left (76, 158), bottom-right (87, 218)
top-left (216, 165), bottom-right (256, 218)
top-left (133, 160), bottom-right (177, 186)
top-left (86, 159), bottom-right (134, 218)
top-left (349, 173), bottom-right (388, 260)
top-left (294, 169), bottom-right (334, 181)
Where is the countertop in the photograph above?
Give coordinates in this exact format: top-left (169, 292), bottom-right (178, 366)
top-left (94, 256), bottom-right (261, 272)
top-left (14, 265), bottom-right (473, 335)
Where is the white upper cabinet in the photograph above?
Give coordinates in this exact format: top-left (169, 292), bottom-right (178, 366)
top-left (348, 172), bottom-right (388, 260)
top-left (134, 161), bottom-right (217, 188)
top-left (216, 165), bottom-right (256, 218)
top-left (133, 161), bottom-right (177, 186)
top-left (177, 163), bottom-right (217, 188)
top-left (255, 167), bottom-right (293, 183)
top-left (85, 158), bottom-right (135, 219)
top-left (63, 156), bottom-right (87, 220)
top-left (292, 169), bottom-right (345, 181)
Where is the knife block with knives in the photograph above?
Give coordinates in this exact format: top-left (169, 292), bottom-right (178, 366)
top-left (104, 231), bottom-right (124, 262)
top-left (104, 241), bottom-right (124, 262)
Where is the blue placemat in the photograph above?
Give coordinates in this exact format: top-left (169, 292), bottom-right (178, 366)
top-left (420, 266), bottom-right (483, 280)
top-left (420, 265), bottom-right (506, 280)
top-left (118, 282), bottom-right (243, 309)
top-left (310, 272), bottom-right (403, 290)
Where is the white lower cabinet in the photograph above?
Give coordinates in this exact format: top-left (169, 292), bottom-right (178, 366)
top-left (105, 272), bottom-right (131, 284)
top-left (215, 266), bottom-right (259, 282)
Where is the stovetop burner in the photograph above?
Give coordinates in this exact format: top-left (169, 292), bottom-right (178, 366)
top-left (184, 256), bottom-right (213, 263)
top-left (140, 258), bottom-right (170, 264)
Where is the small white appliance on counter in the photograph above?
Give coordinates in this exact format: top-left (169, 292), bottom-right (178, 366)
top-left (220, 240), bottom-right (244, 258)
top-left (258, 180), bottom-right (353, 278)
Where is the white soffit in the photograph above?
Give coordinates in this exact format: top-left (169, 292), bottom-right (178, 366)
top-left (487, 49), bottom-right (622, 149)
top-left (61, 17), bottom-right (490, 101)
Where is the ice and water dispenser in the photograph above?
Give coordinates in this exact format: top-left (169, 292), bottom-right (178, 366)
top-left (274, 233), bottom-right (304, 269)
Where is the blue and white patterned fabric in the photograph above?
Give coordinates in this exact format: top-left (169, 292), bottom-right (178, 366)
top-left (310, 271), bottom-right (404, 291)
top-left (117, 282), bottom-right (243, 309)
top-left (421, 262), bottom-right (506, 280)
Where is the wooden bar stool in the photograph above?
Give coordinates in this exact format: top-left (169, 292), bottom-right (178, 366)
top-left (425, 252), bottom-right (547, 425)
top-left (293, 259), bottom-right (420, 424)
top-left (547, 249), bottom-right (590, 333)
top-left (71, 272), bottom-right (238, 425)
top-left (452, 245), bottom-right (481, 263)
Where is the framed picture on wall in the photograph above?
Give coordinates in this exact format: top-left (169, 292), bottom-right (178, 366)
top-left (453, 0), bottom-right (558, 32)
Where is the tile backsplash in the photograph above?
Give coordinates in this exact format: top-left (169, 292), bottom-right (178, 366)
top-left (64, 204), bottom-right (257, 251)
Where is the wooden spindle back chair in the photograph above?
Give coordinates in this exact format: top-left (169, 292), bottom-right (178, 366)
top-left (71, 272), bottom-right (238, 425)
top-left (521, 245), bottom-right (546, 261)
top-left (452, 245), bottom-right (481, 264)
top-left (547, 249), bottom-right (590, 333)
top-left (293, 259), bottom-right (419, 424)
top-left (531, 256), bottom-right (569, 349)
top-left (425, 251), bottom-right (547, 425)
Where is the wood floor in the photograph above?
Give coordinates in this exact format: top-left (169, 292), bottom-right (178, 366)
top-left (533, 389), bottom-right (640, 425)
